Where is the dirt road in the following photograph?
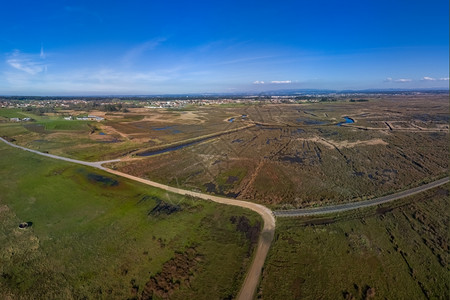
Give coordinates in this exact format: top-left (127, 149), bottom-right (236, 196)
top-left (0, 137), bottom-right (120, 169)
top-left (105, 168), bottom-right (275, 300)
top-left (2, 136), bottom-right (448, 300)
top-left (0, 137), bottom-right (274, 300)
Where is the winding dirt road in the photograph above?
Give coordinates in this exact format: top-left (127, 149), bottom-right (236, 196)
top-left (0, 137), bottom-right (274, 300)
top-left (1, 136), bottom-right (448, 300)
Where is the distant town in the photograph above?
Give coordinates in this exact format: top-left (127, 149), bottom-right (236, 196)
top-left (1, 90), bottom-right (445, 112)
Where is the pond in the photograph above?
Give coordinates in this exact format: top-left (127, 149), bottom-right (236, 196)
top-left (337, 116), bottom-right (355, 126)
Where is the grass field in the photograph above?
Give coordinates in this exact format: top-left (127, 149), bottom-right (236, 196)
top-left (258, 185), bottom-right (449, 299)
top-left (38, 120), bottom-right (91, 131)
top-left (0, 108), bottom-right (28, 119)
top-left (0, 142), bottom-right (261, 299)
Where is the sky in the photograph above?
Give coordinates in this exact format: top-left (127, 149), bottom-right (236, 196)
top-left (1, 0), bottom-right (449, 95)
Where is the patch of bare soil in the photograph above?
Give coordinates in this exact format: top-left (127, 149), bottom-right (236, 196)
top-left (0, 204), bottom-right (10, 213)
top-left (140, 248), bottom-right (202, 299)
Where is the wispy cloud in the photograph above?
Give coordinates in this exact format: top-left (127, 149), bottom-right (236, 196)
top-left (384, 77), bottom-right (412, 83)
top-left (253, 80), bottom-right (293, 84)
top-left (1, 66), bottom-right (176, 95)
top-left (213, 55), bottom-right (275, 66)
top-left (422, 76), bottom-right (449, 81)
top-left (122, 38), bottom-right (166, 67)
top-left (60, 68), bottom-right (170, 84)
top-left (40, 44), bottom-right (45, 59)
top-left (6, 50), bottom-right (46, 75)
top-left (271, 80), bottom-right (292, 84)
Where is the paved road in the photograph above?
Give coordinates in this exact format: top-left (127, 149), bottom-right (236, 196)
top-left (274, 176), bottom-right (449, 217)
top-left (2, 136), bottom-right (448, 299)
top-left (0, 137), bottom-right (274, 300)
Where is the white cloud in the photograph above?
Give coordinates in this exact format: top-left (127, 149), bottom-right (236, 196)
top-left (6, 50), bottom-right (46, 75)
top-left (423, 77), bottom-right (450, 81)
top-left (385, 77), bottom-right (412, 83)
top-left (271, 80), bottom-right (292, 84)
top-left (61, 68), bottom-right (170, 84)
top-left (253, 80), bottom-right (265, 84)
top-left (40, 44), bottom-right (45, 59)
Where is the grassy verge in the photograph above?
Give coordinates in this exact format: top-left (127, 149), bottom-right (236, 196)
top-left (0, 142), bottom-right (261, 299)
top-left (259, 185), bottom-right (449, 299)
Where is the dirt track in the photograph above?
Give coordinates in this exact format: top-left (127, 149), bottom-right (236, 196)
top-left (0, 137), bottom-right (274, 300)
top-left (2, 136), bottom-right (448, 300)
top-left (104, 168), bottom-right (275, 300)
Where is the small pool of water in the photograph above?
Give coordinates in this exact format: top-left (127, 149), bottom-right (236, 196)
top-left (153, 126), bottom-right (173, 130)
top-left (228, 118), bottom-right (235, 122)
top-left (337, 116), bottom-right (355, 126)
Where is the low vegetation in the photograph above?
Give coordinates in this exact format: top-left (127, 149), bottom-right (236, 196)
top-left (259, 185), bottom-right (449, 299)
top-left (112, 95), bottom-right (449, 208)
top-left (0, 143), bottom-right (261, 299)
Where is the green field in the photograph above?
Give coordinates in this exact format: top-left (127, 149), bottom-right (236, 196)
top-left (0, 142), bottom-right (261, 299)
top-left (38, 120), bottom-right (91, 131)
top-left (259, 186), bottom-right (449, 299)
top-left (0, 111), bottom-right (136, 161)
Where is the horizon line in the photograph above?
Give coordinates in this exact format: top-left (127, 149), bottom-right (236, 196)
top-left (1, 87), bottom-right (449, 98)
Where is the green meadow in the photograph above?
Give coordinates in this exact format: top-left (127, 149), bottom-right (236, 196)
top-left (0, 142), bottom-right (260, 299)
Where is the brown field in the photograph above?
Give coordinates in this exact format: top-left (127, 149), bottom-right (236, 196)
top-left (109, 94), bottom-right (449, 208)
top-left (2, 94), bottom-right (448, 208)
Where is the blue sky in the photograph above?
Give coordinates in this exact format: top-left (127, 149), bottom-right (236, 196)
top-left (1, 0), bottom-right (448, 95)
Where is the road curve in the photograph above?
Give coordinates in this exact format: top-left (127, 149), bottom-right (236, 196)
top-left (274, 176), bottom-right (449, 217)
top-left (2, 137), bottom-right (448, 299)
top-left (105, 169), bottom-right (275, 300)
top-left (0, 137), bottom-right (274, 300)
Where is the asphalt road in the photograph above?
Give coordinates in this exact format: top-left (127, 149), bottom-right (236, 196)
top-left (274, 176), bottom-right (449, 217)
top-left (2, 136), bottom-right (447, 300)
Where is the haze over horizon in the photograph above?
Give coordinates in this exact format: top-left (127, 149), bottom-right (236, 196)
top-left (1, 0), bottom-right (449, 95)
